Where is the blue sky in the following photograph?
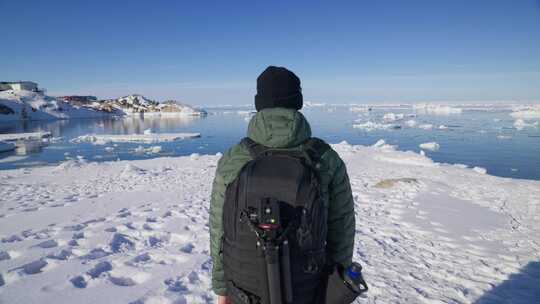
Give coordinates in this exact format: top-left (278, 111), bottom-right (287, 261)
top-left (1, 0), bottom-right (539, 105)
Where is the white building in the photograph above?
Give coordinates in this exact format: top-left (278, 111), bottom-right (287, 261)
top-left (0, 81), bottom-right (39, 92)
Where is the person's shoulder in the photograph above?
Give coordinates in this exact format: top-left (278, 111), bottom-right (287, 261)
top-left (216, 140), bottom-right (252, 174)
top-left (308, 138), bottom-right (344, 173)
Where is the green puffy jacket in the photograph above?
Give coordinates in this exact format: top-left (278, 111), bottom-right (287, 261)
top-left (209, 107), bottom-right (355, 296)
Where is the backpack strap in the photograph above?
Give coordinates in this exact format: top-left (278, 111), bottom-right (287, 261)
top-left (240, 137), bottom-right (268, 158)
top-left (303, 137), bottom-right (331, 165)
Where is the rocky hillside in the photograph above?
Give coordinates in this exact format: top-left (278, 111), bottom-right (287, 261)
top-left (87, 95), bottom-right (207, 116)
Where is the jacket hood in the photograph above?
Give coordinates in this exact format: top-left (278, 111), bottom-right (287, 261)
top-left (247, 108), bottom-right (311, 148)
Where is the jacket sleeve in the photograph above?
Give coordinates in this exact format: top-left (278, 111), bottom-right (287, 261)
top-left (209, 153), bottom-right (229, 296)
top-left (325, 150), bottom-right (355, 267)
top-left (209, 144), bottom-right (251, 296)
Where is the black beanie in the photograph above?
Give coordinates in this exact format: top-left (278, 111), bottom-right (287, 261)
top-left (255, 66), bottom-right (303, 111)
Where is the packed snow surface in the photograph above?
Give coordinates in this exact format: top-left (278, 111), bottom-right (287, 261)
top-left (1, 142), bottom-right (539, 303)
top-left (71, 133), bottom-right (201, 144)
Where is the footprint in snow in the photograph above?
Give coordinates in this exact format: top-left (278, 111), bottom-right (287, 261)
top-left (70, 275), bottom-right (87, 288)
top-left (110, 233), bottom-right (136, 253)
top-left (180, 243), bottom-right (195, 254)
top-left (47, 249), bottom-right (72, 260)
top-left (33, 239), bottom-right (58, 249)
top-left (109, 275), bottom-right (137, 287)
top-left (14, 259), bottom-right (48, 275)
top-left (80, 248), bottom-right (110, 260)
top-left (2, 234), bottom-right (23, 243)
top-left (87, 261), bottom-right (113, 278)
top-left (104, 227), bottom-right (117, 232)
top-left (164, 276), bottom-right (189, 292)
top-left (0, 250), bottom-right (11, 261)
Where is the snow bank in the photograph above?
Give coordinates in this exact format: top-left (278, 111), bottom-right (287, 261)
top-left (0, 143), bottom-right (539, 303)
top-left (419, 142), bottom-right (440, 151)
top-left (71, 133), bottom-right (201, 144)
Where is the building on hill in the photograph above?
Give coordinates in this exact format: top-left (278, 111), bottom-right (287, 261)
top-left (0, 81), bottom-right (39, 92)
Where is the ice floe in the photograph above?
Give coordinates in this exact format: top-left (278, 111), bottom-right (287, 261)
top-left (353, 121), bottom-right (401, 131)
top-left (72, 133), bottom-right (200, 144)
top-left (414, 103), bottom-right (463, 115)
top-left (0, 132), bottom-right (52, 142)
top-left (419, 142), bottom-right (440, 151)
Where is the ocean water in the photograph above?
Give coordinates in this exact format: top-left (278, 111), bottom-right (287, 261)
top-left (0, 106), bottom-right (539, 180)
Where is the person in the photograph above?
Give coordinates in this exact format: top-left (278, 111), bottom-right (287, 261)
top-left (209, 66), bottom-right (355, 304)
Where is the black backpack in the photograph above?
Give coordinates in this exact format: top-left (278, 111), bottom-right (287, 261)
top-left (222, 137), bottom-right (331, 304)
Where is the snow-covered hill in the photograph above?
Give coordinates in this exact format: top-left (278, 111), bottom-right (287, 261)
top-left (100, 95), bottom-right (207, 116)
top-left (0, 142), bottom-right (538, 303)
top-left (0, 90), bottom-right (112, 122)
top-left (0, 91), bottom-right (206, 122)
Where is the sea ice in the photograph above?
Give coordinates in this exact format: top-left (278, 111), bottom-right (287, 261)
top-left (353, 121), bottom-right (401, 131)
top-left (419, 142), bottom-right (440, 151)
top-left (72, 133), bottom-right (200, 144)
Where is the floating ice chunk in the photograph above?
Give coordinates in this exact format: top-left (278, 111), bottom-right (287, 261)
top-left (418, 124), bottom-right (434, 130)
top-left (438, 125), bottom-right (448, 130)
top-left (404, 120), bottom-right (417, 127)
top-left (382, 113), bottom-right (404, 122)
top-left (72, 133), bottom-right (200, 144)
top-left (353, 121), bottom-right (401, 131)
top-left (514, 119), bottom-right (538, 130)
top-left (133, 146), bottom-right (161, 154)
top-left (143, 129), bottom-right (153, 135)
top-left (349, 106), bottom-right (370, 113)
top-left (510, 106), bottom-right (540, 119)
top-left (473, 167), bottom-right (487, 174)
top-left (372, 139), bottom-right (386, 148)
top-left (414, 104), bottom-right (463, 115)
top-left (104, 146), bottom-right (115, 152)
top-left (0, 132), bottom-right (52, 142)
top-left (419, 142), bottom-right (440, 151)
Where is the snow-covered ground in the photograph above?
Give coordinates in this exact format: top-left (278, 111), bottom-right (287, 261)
top-left (0, 142), bottom-right (539, 303)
